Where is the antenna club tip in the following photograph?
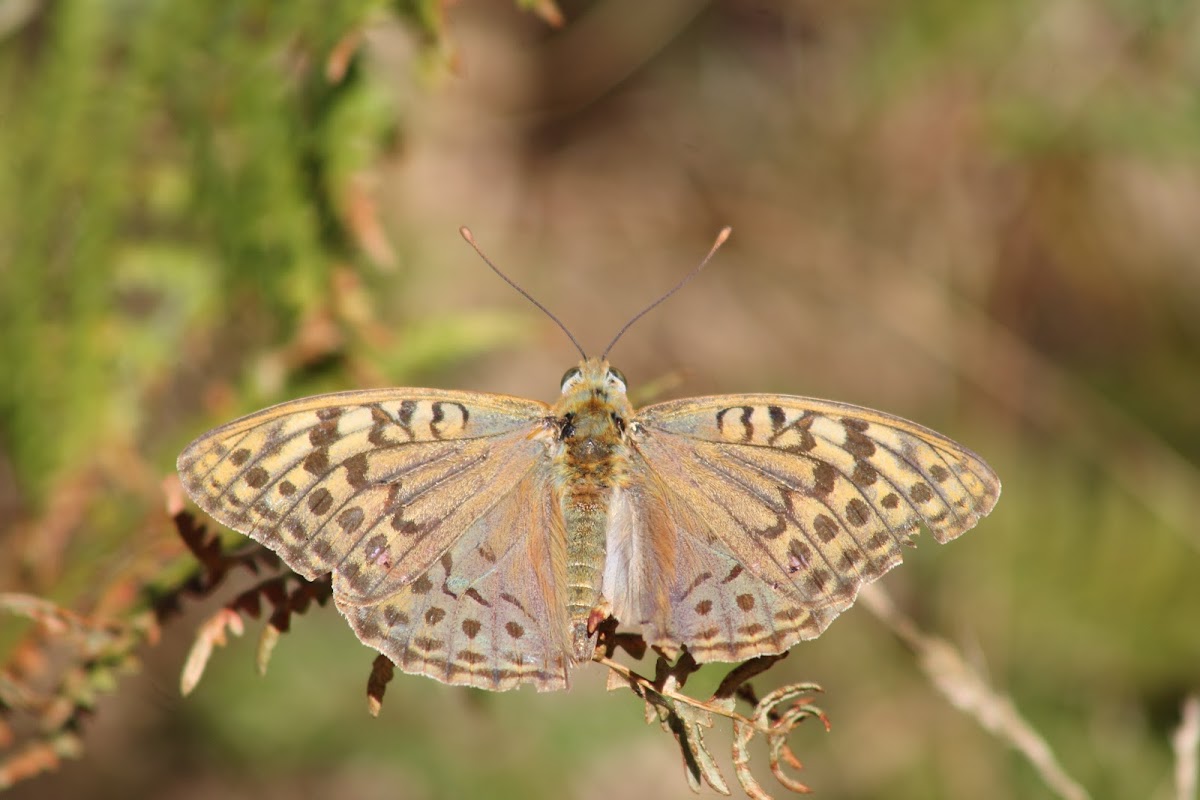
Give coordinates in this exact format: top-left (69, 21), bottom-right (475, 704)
top-left (717, 226), bottom-right (732, 244)
top-left (459, 226), bottom-right (474, 243)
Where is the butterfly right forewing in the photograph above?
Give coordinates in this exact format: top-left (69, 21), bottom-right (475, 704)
top-left (615, 394), bottom-right (1000, 660)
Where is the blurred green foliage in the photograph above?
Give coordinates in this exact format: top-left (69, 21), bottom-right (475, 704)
top-left (2, 2), bottom-right (370, 499)
top-left (0, 1), bottom-right (539, 788)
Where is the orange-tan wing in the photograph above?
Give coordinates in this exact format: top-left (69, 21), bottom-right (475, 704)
top-left (178, 389), bottom-right (551, 598)
top-left (178, 389), bottom-right (575, 690)
top-left (336, 459), bottom-right (573, 691)
top-left (608, 395), bottom-right (1000, 661)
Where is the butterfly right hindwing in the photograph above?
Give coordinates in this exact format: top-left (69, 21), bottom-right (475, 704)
top-left (611, 394), bottom-right (1000, 660)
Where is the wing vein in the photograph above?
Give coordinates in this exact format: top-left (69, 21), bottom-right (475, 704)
top-left (805, 423), bottom-right (962, 532)
top-left (691, 449), bottom-right (855, 592)
top-left (721, 446), bottom-right (897, 574)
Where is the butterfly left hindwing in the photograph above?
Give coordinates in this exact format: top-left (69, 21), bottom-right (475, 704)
top-left (337, 460), bottom-right (573, 691)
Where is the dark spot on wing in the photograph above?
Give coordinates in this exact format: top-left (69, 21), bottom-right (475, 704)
top-left (813, 514), bottom-right (839, 543)
top-left (310, 421), bottom-right (338, 447)
top-left (343, 452), bottom-right (370, 490)
top-left (845, 498), bottom-right (871, 527)
top-left (308, 487), bottom-right (333, 515)
top-left (304, 448), bottom-right (330, 476)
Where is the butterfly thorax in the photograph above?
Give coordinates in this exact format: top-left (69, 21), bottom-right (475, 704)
top-left (550, 359), bottom-right (633, 661)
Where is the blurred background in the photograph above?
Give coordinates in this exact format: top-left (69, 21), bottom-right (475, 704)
top-left (2, 1), bottom-right (1199, 798)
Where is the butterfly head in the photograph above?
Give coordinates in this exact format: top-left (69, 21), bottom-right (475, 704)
top-left (555, 358), bottom-right (633, 442)
top-left (560, 357), bottom-right (627, 399)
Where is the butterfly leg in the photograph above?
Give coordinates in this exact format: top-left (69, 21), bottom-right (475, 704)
top-left (586, 598), bottom-right (613, 637)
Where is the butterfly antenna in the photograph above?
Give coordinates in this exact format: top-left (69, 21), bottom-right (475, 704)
top-left (460, 227), bottom-right (588, 360)
top-left (600, 226), bottom-right (732, 360)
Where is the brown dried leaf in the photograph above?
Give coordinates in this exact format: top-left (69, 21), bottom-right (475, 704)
top-left (256, 624), bottom-right (281, 676)
top-left (0, 595), bottom-right (149, 788)
top-left (598, 643), bottom-right (826, 799)
top-left (325, 27), bottom-right (362, 83)
top-left (366, 654), bottom-right (395, 717)
top-left (180, 608), bottom-right (244, 696)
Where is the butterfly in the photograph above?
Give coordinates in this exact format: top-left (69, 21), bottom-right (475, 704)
top-left (177, 227), bottom-right (1000, 692)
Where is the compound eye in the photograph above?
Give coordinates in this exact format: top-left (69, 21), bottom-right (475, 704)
top-left (606, 367), bottom-right (627, 393)
top-left (560, 367), bottom-right (583, 393)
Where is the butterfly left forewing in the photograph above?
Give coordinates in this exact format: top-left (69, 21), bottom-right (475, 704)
top-left (618, 394), bottom-right (1000, 660)
top-left (177, 388), bottom-right (551, 598)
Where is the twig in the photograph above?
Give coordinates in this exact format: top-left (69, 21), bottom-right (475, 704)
top-left (859, 585), bottom-right (1091, 800)
top-left (595, 655), bottom-right (756, 725)
top-left (1174, 694), bottom-right (1200, 800)
top-left (597, 649), bottom-right (827, 798)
